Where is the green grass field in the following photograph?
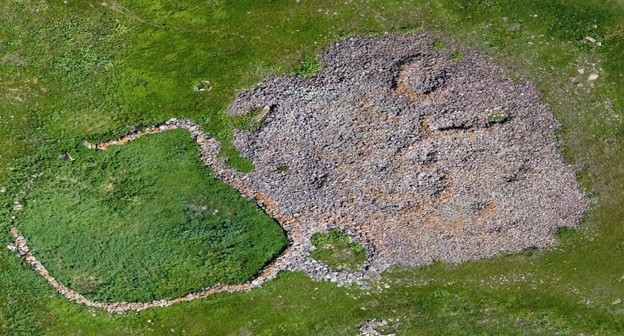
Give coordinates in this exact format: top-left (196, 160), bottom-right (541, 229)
top-left (1, 0), bottom-right (624, 334)
top-left (14, 129), bottom-right (287, 302)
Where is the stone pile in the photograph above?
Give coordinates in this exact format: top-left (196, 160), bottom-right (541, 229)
top-left (231, 31), bottom-right (588, 270)
top-left (359, 319), bottom-right (395, 336)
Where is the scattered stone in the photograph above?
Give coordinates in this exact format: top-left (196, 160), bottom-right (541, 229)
top-left (58, 153), bottom-right (75, 161)
top-left (1, 54), bottom-right (28, 67)
top-left (588, 73), bottom-right (599, 82)
top-left (193, 80), bottom-right (213, 92)
top-left (359, 319), bottom-right (395, 336)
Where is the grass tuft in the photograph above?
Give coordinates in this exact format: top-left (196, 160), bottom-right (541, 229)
top-left (311, 229), bottom-right (366, 271)
top-left (296, 54), bottom-right (322, 77)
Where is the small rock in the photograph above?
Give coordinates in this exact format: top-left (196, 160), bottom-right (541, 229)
top-left (588, 73), bottom-right (599, 81)
top-left (193, 80), bottom-right (212, 92)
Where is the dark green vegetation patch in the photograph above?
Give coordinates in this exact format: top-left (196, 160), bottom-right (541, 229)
top-left (311, 229), bottom-right (366, 271)
top-left (15, 130), bottom-right (287, 302)
top-left (486, 113), bottom-right (508, 124)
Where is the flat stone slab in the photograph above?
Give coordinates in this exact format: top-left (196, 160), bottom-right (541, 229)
top-left (232, 31), bottom-right (588, 270)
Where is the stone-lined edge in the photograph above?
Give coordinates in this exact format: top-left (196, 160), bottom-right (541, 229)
top-left (7, 118), bottom-right (374, 314)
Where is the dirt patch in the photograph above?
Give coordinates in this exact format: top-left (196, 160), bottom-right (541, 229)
top-left (231, 31), bottom-right (588, 271)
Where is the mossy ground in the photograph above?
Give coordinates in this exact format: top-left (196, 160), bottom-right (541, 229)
top-left (310, 229), bottom-right (366, 271)
top-left (1, 0), bottom-right (624, 335)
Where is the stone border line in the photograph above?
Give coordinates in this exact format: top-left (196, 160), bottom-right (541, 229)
top-left (8, 118), bottom-right (373, 313)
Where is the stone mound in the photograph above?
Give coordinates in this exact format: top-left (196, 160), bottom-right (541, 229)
top-left (230, 31), bottom-right (588, 271)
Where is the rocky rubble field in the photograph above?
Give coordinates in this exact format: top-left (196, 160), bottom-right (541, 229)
top-left (231, 31), bottom-right (588, 272)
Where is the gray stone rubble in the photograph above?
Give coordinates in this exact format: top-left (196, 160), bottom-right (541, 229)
top-left (359, 319), bottom-right (395, 336)
top-left (231, 31), bottom-right (588, 271)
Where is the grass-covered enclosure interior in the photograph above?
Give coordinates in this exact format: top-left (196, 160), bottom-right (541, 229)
top-left (311, 229), bottom-right (366, 271)
top-left (1, 0), bottom-right (624, 334)
top-left (14, 130), bottom-right (287, 302)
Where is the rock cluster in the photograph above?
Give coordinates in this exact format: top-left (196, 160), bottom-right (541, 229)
top-left (231, 31), bottom-right (588, 271)
top-left (359, 319), bottom-right (395, 336)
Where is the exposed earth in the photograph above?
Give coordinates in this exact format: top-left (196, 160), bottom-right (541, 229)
top-left (231, 31), bottom-right (588, 272)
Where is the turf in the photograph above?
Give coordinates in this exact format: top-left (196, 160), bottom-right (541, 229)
top-left (1, 0), bottom-right (624, 335)
top-left (310, 229), bottom-right (366, 271)
top-left (14, 130), bottom-right (287, 302)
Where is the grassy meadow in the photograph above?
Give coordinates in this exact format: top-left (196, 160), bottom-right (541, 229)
top-left (1, 0), bottom-right (624, 334)
top-left (15, 129), bottom-right (287, 302)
